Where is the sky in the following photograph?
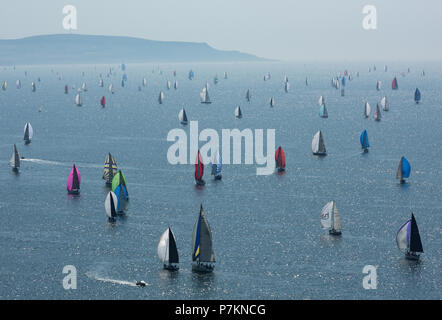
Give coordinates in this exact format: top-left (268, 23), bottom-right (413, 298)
top-left (0, 0), bottom-right (441, 61)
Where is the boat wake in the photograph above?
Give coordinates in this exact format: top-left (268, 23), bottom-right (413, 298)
top-left (85, 271), bottom-right (142, 287)
top-left (20, 158), bottom-right (65, 166)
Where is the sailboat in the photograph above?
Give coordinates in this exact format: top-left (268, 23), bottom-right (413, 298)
top-left (319, 104), bottom-right (328, 118)
top-left (213, 75), bottom-right (219, 85)
top-left (364, 101), bottom-right (371, 118)
top-left (23, 122), bottom-right (33, 144)
top-left (100, 96), bottom-right (106, 108)
top-left (396, 213), bottom-right (423, 260)
top-left (31, 82), bottom-right (36, 92)
top-left (305, 77), bottom-right (309, 86)
top-left (320, 201), bottom-right (342, 235)
top-left (195, 150), bottom-right (205, 186)
top-left (178, 108), bottom-right (188, 125)
top-left (64, 85), bottom-right (69, 94)
top-left (373, 104), bottom-right (381, 121)
top-left (158, 91), bottom-right (165, 104)
top-left (104, 191), bottom-right (118, 223)
top-left (396, 156), bottom-right (411, 184)
top-left (200, 84), bottom-right (211, 104)
top-left (246, 89), bottom-right (251, 102)
top-left (158, 227), bottom-right (180, 271)
top-left (10, 144), bottom-right (20, 172)
top-left (2, 81), bottom-right (7, 90)
top-left (275, 146), bottom-right (286, 172)
top-left (211, 150), bottom-right (222, 180)
top-left (414, 88), bottom-right (421, 104)
top-left (102, 153), bottom-right (117, 186)
top-left (380, 96), bottom-right (388, 111)
top-left (67, 164), bottom-right (81, 195)
top-left (192, 204), bottom-right (215, 273)
top-left (312, 130), bottom-right (326, 156)
top-left (341, 88), bottom-right (345, 97)
top-left (318, 96), bottom-right (324, 107)
top-left (99, 79), bottom-right (104, 87)
top-left (174, 80), bottom-right (178, 90)
top-left (81, 83), bottom-right (87, 91)
top-left (109, 84), bottom-right (114, 94)
top-left (167, 81), bottom-right (171, 90)
top-left (269, 97), bottom-right (275, 107)
top-left (16, 80), bottom-right (21, 89)
top-left (234, 106), bottom-right (242, 118)
top-left (376, 80), bottom-right (381, 91)
top-left (75, 92), bottom-right (82, 106)
top-left (112, 170), bottom-right (129, 212)
top-left (142, 78), bottom-right (147, 87)
top-left (188, 70), bottom-right (194, 80)
top-left (284, 80), bottom-right (290, 93)
top-left (392, 77), bottom-right (398, 90)
top-left (360, 130), bottom-right (370, 152)
top-left (224, 72), bottom-right (228, 79)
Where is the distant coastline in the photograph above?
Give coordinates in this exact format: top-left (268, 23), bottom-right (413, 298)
top-left (0, 34), bottom-right (268, 65)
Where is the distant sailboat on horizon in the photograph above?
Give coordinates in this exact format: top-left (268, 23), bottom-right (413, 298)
top-left (319, 104), bottom-right (328, 118)
top-left (373, 104), bottom-right (381, 121)
top-left (200, 84), bottom-right (211, 104)
top-left (380, 96), bottom-right (388, 111)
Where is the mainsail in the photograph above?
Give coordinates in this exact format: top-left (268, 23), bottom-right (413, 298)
top-left (234, 106), bottom-right (242, 118)
top-left (200, 84), bottom-right (211, 104)
top-left (312, 130), bottom-right (326, 155)
top-left (23, 122), bottom-right (33, 142)
top-left (158, 228), bottom-right (179, 266)
top-left (319, 104), bottom-right (328, 118)
top-left (364, 102), bottom-right (371, 118)
top-left (10, 144), bottom-right (20, 170)
top-left (373, 104), bottom-right (381, 121)
top-left (380, 96), bottom-right (388, 111)
top-left (75, 93), bottom-right (82, 106)
top-left (192, 204), bottom-right (215, 263)
top-left (414, 88), bottom-right (421, 103)
top-left (211, 150), bottom-right (222, 176)
top-left (103, 153), bottom-right (117, 184)
top-left (159, 91), bottom-right (164, 104)
top-left (178, 108), bottom-right (188, 124)
top-left (392, 77), bottom-right (398, 90)
top-left (320, 201), bottom-right (341, 232)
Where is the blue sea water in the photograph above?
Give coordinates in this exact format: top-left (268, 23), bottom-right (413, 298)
top-left (0, 62), bottom-right (441, 299)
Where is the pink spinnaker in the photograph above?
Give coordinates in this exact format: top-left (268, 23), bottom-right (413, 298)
top-left (67, 164), bottom-right (81, 191)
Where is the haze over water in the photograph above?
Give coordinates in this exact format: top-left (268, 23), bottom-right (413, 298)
top-left (0, 62), bottom-right (441, 299)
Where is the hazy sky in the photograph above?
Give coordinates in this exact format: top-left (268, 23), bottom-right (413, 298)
top-left (0, 0), bottom-right (441, 61)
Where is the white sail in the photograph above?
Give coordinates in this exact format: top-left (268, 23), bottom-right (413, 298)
top-left (200, 84), bottom-right (210, 103)
top-left (178, 108), bottom-right (187, 124)
top-left (75, 93), bottom-right (82, 106)
top-left (159, 91), bottom-right (164, 104)
top-left (364, 102), bottom-right (371, 117)
top-left (318, 96), bottom-right (324, 106)
top-left (104, 191), bottom-right (118, 219)
top-left (320, 201), bottom-right (333, 229)
top-left (142, 78), bottom-right (147, 87)
top-left (312, 130), bottom-right (326, 154)
top-left (167, 81), bottom-right (171, 89)
top-left (1, 81), bottom-right (6, 90)
top-left (332, 202), bottom-right (341, 231)
top-left (108, 84), bottom-right (114, 93)
top-left (380, 96), bottom-right (388, 111)
top-left (31, 82), bottom-right (36, 92)
top-left (234, 106), bottom-right (242, 118)
top-left (24, 123), bottom-right (34, 140)
top-left (10, 144), bottom-right (20, 169)
top-left (157, 228), bottom-right (170, 263)
top-left (284, 81), bottom-right (290, 92)
top-left (81, 83), bottom-right (87, 91)
top-left (396, 221), bottom-right (410, 251)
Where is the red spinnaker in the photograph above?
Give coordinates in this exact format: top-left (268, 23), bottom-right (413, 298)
top-left (195, 151), bottom-right (204, 181)
top-left (100, 96), bottom-right (106, 107)
top-left (275, 146), bottom-right (286, 168)
top-left (392, 77), bottom-right (398, 90)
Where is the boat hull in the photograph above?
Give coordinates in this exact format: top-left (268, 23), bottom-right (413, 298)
top-left (68, 189), bottom-right (80, 195)
top-left (214, 175), bottom-right (222, 180)
top-left (164, 263), bottom-right (179, 271)
top-left (329, 229), bottom-right (342, 236)
top-left (192, 261), bottom-right (215, 273)
top-left (405, 252), bottom-right (420, 261)
top-left (196, 179), bottom-right (206, 186)
top-left (313, 152), bottom-right (327, 156)
top-left (201, 102), bottom-right (212, 104)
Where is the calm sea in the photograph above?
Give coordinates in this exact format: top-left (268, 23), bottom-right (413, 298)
top-left (0, 62), bottom-right (441, 299)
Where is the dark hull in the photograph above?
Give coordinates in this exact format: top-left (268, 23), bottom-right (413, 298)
top-left (313, 152), bottom-right (327, 156)
top-left (196, 179), bottom-right (206, 186)
top-left (68, 189), bottom-right (80, 195)
top-left (192, 262), bottom-right (215, 273)
top-left (164, 263), bottom-right (179, 271)
top-left (214, 175), bottom-right (222, 180)
top-left (329, 229), bottom-right (342, 236)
